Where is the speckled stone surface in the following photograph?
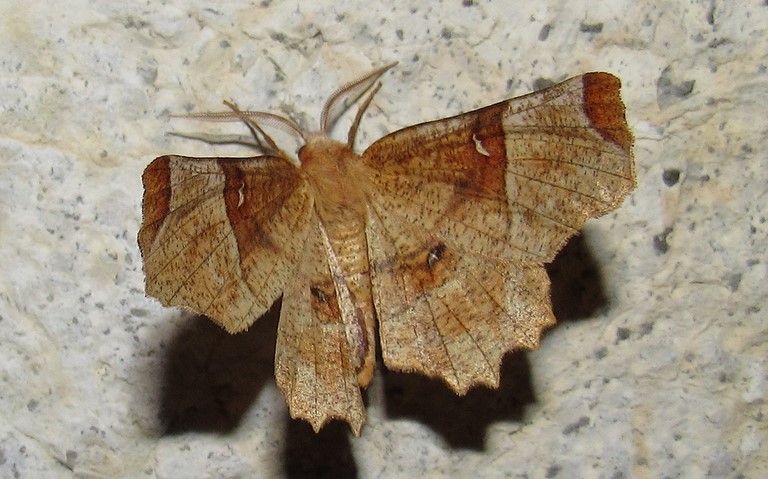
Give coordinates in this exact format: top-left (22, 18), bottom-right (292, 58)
top-left (1, 1), bottom-right (766, 477)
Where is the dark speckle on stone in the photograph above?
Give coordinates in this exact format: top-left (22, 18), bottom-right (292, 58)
top-left (395, 29), bottom-right (404, 40)
top-left (708, 37), bottom-right (732, 48)
top-left (563, 416), bottom-right (590, 435)
top-left (653, 227), bottom-right (673, 254)
top-left (539, 24), bottom-right (552, 41)
top-left (616, 327), bottom-right (630, 342)
top-left (546, 464), bottom-right (562, 478)
top-left (595, 346), bottom-right (608, 359)
top-left (580, 22), bottom-right (604, 33)
top-left (533, 77), bottom-right (555, 91)
top-left (727, 273), bottom-right (742, 292)
top-left (662, 169), bottom-right (681, 186)
top-left (27, 399), bottom-right (39, 412)
top-left (657, 65), bottom-right (695, 108)
top-left (137, 63), bottom-right (158, 85)
top-left (639, 322), bottom-right (654, 337)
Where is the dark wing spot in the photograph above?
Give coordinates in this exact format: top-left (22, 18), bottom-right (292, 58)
top-left (310, 286), bottom-right (328, 303)
top-left (427, 242), bottom-right (446, 270)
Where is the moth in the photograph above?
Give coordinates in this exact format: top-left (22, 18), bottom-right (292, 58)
top-left (139, 64), bottom-right (635, 435)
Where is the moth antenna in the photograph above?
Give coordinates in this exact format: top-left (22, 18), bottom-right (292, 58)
top-left (167, 131), bottom-right (266, 151)
top-left (171, 110), bottom-right (305, 141)
top-left (320, 62), bottom-right (397, 134)
top-left (347, 82), bottom-right (382, 149)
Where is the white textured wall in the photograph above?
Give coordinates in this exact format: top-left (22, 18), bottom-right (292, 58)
top-left (1, 1), bottom-right (766, 477)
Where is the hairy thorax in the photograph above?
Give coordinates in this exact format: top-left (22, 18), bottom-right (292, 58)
top-left (299, 135), bottom-right (370, 230)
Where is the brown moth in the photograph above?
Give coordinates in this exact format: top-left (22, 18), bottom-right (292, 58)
top-left (138, 64), bottom-right (635, 435)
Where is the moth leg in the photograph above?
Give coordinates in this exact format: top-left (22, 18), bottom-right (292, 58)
top-left (222, 100), bottom-right (288, 159)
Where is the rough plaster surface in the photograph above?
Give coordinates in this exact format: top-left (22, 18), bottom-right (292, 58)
top-left (0, 1), bottom-right (766, 477)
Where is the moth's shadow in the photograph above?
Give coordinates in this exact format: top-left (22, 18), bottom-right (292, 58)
top-left (158, 302), bottom-right (280, 434)
top-left (157, 301), bottom-right (357, 477)
top-left (546, 233), bottom-right (609, 322)
top-left (382, 351), bottom-right (533, 449)
top-left (283, 420), bottom-right (357, 479)
top-left (156, 232), bottom-right (606, 467)
top-left (383, 232), bottom-right (607, 449)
